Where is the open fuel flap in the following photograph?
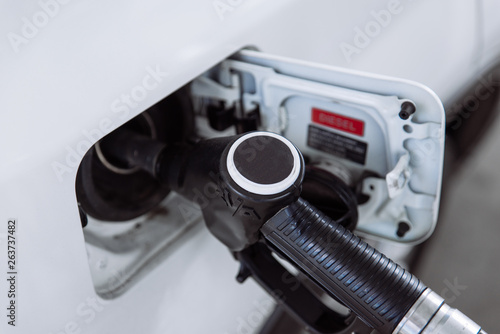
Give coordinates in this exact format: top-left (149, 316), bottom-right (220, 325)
top-left (190, 49), bottom-right (445, 244)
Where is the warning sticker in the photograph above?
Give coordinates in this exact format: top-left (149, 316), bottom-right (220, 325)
top-left (307, 125), bottom-right (367, 165)
top-left (312, 108), bottom-right (365, 136)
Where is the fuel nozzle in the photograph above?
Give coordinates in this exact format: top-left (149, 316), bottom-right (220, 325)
top-left (169, 131), bottom-right (305, 251)
top-left (100, 130), bottom-right (304, 251)
top-left (99, 129), bottom-right (486, 334)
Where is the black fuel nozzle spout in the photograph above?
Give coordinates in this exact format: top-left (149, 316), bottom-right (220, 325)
top-left (99, 129), bottom-right (304, 251)
top-left (158, 131), bottom-right (304, 251)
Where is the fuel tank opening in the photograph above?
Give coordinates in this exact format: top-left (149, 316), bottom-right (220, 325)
top-left (76, 87), bottom-right (194, 222)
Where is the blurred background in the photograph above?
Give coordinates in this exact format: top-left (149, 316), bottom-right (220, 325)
top-left (416, 107), bottom-right (500, 333)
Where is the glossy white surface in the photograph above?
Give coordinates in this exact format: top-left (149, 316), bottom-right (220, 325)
top-left (480, 0), bottom-right (500, 69)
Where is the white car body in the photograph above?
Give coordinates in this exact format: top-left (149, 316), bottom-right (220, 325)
top-left (1, 1), bottom-right (499, 333)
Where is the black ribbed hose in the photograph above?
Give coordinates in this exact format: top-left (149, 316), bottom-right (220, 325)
top-left (261, 198), bottom-right (427, 333)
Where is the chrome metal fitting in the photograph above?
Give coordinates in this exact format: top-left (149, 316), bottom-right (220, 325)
top-left (393, 289), bottom-right (485, 334)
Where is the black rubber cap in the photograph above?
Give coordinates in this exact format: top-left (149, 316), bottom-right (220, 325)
top-left (233, 136), bottom-right (294, 185)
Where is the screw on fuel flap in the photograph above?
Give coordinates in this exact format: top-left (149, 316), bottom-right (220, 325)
top-left (399, 101), bottom-right (416, 120)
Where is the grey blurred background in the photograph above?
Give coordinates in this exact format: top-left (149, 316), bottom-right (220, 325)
top-left (416, 112), bottom-right (500, 332)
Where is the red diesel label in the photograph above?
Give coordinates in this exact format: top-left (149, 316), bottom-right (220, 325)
top-left (311, 108), bottom-right (365, 136)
